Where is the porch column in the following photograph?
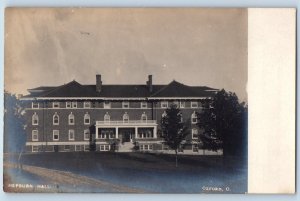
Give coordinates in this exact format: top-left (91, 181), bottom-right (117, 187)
top-left (153, 126), bottom-right (157, 138)
top-left (95, 126), bottom-right (98, 139)
top-left (115, 127), bottom-right (119, 139)
top-left (135, 127), bottom-right (138, 139)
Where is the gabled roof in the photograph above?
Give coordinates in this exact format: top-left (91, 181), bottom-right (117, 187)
top-left (22, 79), bottom-right (217, 99)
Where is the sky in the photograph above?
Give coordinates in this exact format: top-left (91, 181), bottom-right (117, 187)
top-left (5, 8), bottom-right (247, 102)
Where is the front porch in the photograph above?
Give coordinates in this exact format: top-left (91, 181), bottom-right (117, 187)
top-left (95, 120), bottom-right (158, 143)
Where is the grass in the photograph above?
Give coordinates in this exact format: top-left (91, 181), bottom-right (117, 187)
top-left (4, 152), bottom-right (247, 193)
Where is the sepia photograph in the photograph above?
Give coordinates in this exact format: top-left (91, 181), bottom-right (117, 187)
top-left (4, 8), bottom-right (249, 193)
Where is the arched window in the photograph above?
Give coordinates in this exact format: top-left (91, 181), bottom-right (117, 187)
top-left (68, 112), bottom-right (75, 125)
top-left (162, 111), bottom-right (167, 118)
top-left (192, 128), bottom-right (198, 139)
top-left (104, 112), bottom-right (110, 122)
top-left (84, 113), bottom-right (90, 125)
top-left (123, 112), bottom-right (129, 123)
top-left (191, 112), bottom-right (197, 124)
top-left (178, 113), bottom-right (183, 123)
top-left (32, 112), bottom-right (39, 125)
top-left (141, 112), bottom-right (147, 122)
top-left (53, 112), bottom-right (59, 125)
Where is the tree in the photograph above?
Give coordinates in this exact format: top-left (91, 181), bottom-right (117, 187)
top-left (4, 91), bottom-right (27, 153)
top-left (161, 104), bottom-right (189, 167)
top-left (197, 89), bottom-right (247, 157)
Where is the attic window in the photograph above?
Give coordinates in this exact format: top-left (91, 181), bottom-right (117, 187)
top-left (122, 101), bottom-right (129, 109)
top-left (161, 101), bottom-right (168, 108)
top-left (141, 102), bottom-right (147, 109)
top-left (72, 102), bottom-right (77, 108)
top-left (66, 102), bottom-right (71, 108)
top-left (84, 101), bottom-right (91, 108)
top-left (191, 101), bottom-right (198, 108)
top-left (53, 102), bottom-right (60, 108)
top-left (32, 102), bottom-right (39, 109)
top-left (104, 101), bottom-right (111, 109)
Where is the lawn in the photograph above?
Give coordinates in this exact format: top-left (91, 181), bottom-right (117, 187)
top-left (4, 152), bottom-right (247, 193)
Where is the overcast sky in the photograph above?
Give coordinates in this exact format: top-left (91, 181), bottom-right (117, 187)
top-left (5, 8), bottom-right (247, 102)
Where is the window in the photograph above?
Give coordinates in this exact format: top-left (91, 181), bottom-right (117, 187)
top-left (32, 130), bottom-right (38, 141)
top-left (104, 112), bottom-right (110, 122)
top-left (53, 112), bottom-right (59, 125)
top-left (72, 102), bottom-right (77, 108)
top-left (64, 145), bottom-right (70, 151)
top-left (53, 102), bottom-right (60, 108)
top-left (32, 146), bottom-right (39, 152)
top-left (141, 102), bottom-right (147, 109)
top-left (122, 101), bottom-right (129, 109)
top-left (69, 130), bottom-right (75, 140)
top-left (140, 145), bottom-right (144, 151)
top-left (68, 112), bottom-right (75, 125)
top-left (53, 130), bottom-right (59, 141)
top-left (192, 128), bottom-right (198, 139)
top-left (84, 129), bottom-right (90, 141)
top-left (84, 101), bottom-right (91, 108)
top-left (161, 101), bottom-right (168, 108)
top-left (66, 102), bottom-right (71, 108)
top-left (191, 112), bottom-right (197, 124)
top-left (180, 101), bottom-right (185, 108)
top-left (84, 113), bottom-right (90, 125)
top-left (178, 113), bottom-right (183, 123)
top-left (123, 112), bottom-right (129, 123)
top-left (32, 102), bottom-right (39, 109)
top-left (178, 144), bottom-right (183, 153)
top-left (75, 145), bottom-right (81, 151)
top-left (100, 145), bottom-right (110, 151)
top-left (103, 101), bottom-right (111, 109)
top-left (193, 144), bottom-right (199, 152)
top-left (191, 101), bottom-right (198, 108)
top-left (84, 145), bottom-right (89, 152)
top-left (173, 101), bottom-right (179, 108)
top-left (32, 112), bottom-right (38, 125)
top-left (141, 112), bottom-right (147, 122)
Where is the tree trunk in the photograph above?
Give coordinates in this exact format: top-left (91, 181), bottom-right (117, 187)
top-left (175, 150), bottom-right (178, 167)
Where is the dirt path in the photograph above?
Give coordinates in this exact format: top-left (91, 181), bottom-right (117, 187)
top-left (4, 162), bottom-right (145, 193)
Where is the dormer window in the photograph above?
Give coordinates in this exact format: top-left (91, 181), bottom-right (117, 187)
top-left (53, 102), bottom-right (60, 108)
top-left (122, 101), bottom-right (129, 109)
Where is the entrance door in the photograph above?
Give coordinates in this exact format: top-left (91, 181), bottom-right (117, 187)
top-left (119, 128), bottom-right (134, 143)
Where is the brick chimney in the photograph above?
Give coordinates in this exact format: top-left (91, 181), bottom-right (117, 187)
top-left (96, 74), bottom-right (102, 92)
top-left (146, 75), bottom-right (153, 92)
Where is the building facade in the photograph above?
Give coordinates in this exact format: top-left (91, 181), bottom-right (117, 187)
top-left (21, 75), bottom-right (222, 155)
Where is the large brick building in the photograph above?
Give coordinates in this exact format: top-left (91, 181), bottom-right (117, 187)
top-left (20, 75), bottom-right (222, 155)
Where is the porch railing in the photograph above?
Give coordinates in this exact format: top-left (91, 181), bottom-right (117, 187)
top-left (96, 120), bottom-right (157, 126)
